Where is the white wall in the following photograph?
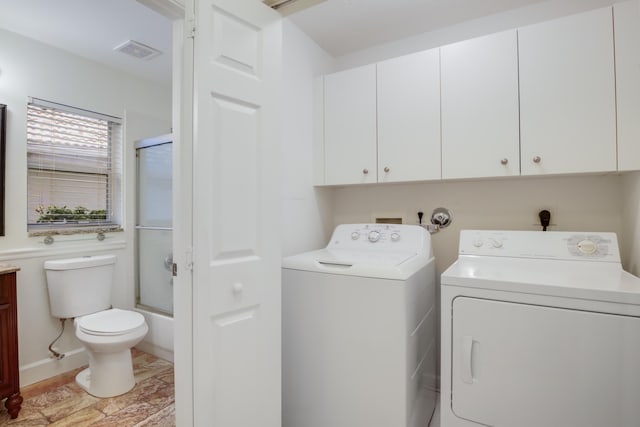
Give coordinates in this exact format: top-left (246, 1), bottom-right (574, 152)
top-left (622, 172), bottom-right (640, 276)
top-left (0, 28), bottom-right (171, 386)
top-left (281, 19), bottom-right (335, 255)
top-left (334, 0), bottom-right (622, 71)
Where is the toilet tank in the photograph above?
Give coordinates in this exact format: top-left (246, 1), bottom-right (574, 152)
top-left (44, 255), bottom-right (116, 319)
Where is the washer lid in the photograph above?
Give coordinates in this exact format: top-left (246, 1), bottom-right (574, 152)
top-left (78, 309), bottom-right (145, 336)
top-left (317, 248), bottom-right (416, 266)
top-left (282, 248), bottom-right (430, 280)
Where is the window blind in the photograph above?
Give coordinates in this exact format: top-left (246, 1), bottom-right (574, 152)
top-left (27, 99), bottom-right (122, 228)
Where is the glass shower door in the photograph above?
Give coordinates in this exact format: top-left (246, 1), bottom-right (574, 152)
top-left (136, 136), bottom-right (173, 315)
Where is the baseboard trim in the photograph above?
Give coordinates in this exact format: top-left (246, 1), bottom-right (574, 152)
top-left (135, 341), bottom-right (174, 363)
top-left (20, 347), bottom-right (87, 387)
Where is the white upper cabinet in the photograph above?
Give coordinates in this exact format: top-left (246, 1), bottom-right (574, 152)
top-left (318, 5), bottom-right (626, 186)
top-left (519, 7), bottom-right (616, 175)
top-left (324, 65), bottom-right (377, 185)
top-left (441, 30), bottom-right (520, 179)
top-left (377, 49), bottom-right (441, 182)
top-left (614, 1), bottom-right (640, 172)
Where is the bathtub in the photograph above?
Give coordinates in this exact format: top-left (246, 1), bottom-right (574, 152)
top-left (135, 308), bottom-right (174, 362)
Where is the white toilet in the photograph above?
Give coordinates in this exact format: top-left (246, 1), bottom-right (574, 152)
top-left (44, 254), bottom-right (148, 398)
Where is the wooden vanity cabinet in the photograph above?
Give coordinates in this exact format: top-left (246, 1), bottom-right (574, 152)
top-left (0, 270), bottom-right (21, 419)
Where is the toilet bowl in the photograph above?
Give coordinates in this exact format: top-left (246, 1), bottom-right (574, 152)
top-left (74, 308), bottom-right (149, 398)
top-left (44, 255), bottom-right (149, 398)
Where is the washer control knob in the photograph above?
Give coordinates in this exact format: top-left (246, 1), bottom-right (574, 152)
top-left (577, 239), bottom-right (597, 255)
top-left (351, 231), bottom-right (360, 240)
top-left (368, 231), bottom-right (381, 243)
top-left (390, 232), bottom-right (400, 242)
top-left (473, 239), bottom-right (484, 248)
top-left (490, 238), bottom-right (503, 248)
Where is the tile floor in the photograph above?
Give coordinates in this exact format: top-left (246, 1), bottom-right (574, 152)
top-left (2, 353), bottom-right (437, 427)
top-left (0, 349), bottom-right (175, 426)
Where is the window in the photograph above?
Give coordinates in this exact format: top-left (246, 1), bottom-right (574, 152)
top-left (27, 98), bottom-right (122, 232)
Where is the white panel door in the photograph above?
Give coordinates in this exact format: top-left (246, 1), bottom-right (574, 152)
top-left (441, 30), bottom-right (519, 179)
top-left (452, 297), bottom-right (640, 427)
top-left (614, 1), bottom-right (640, 171)
top-left (519, 7), bottom-right (616, 175)
top-left (377, 49), bottom-right (440, 182)
top-left (324, 65), bottom-right (377, 185)
top-left (192, 0), bottom-right (281, 425)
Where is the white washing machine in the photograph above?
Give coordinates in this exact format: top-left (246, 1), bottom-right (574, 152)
top-left (441, 230), bottom-right (640, 427)
top-left (282, 224), bottom-right (437, 427)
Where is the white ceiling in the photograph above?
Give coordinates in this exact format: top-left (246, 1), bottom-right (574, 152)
top-left (0, 0), bottom-right (173, 86)
top-left (289, 0), bottom-right (550, 57)
top-left (0, 0), bottom-right (553, 85)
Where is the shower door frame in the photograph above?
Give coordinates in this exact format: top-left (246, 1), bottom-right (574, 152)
top-left (135, 134), bottom-right (174, 316)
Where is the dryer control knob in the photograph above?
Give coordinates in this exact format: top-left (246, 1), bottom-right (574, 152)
top-left (368, 231), bottom-right (381, 243)
top-left (577, 239), bottom-right (597, 255)
top-left (390, 232), bottom-right (400, 242)
top-left (351, 231), bottom-right (360, 240)
top-left (473, 239), bottom-right (484, 248)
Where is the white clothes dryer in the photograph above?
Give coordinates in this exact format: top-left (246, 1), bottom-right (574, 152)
top-left (282, 224), bottom-right (437, 427)
top-left (441, 230), bottom-right (640, 427)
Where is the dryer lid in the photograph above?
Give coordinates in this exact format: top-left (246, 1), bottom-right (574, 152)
top-left (78, 309), bottom-right (145, 336)
top-left (442, 256), bottom-right (640, 305)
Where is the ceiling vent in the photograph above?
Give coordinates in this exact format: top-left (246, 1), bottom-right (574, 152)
top-left (114, 40), bottom-right (162, 60)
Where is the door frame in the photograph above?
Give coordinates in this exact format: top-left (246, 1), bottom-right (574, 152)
top-left (135, 1), bottom-right (194, 425)
top-left (173, 7), bottom-right (195, 425)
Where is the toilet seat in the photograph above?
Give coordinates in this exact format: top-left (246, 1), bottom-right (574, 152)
top-left (78, 308), bottom-right (145, 336)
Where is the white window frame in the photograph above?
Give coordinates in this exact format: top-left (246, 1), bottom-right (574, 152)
top-left (26, 98), bottom-right (123, 233)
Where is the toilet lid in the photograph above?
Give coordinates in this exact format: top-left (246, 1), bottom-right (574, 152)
top-left (78, 309), bottom-right (146, 336)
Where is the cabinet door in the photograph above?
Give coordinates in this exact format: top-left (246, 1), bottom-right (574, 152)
top-left (0, 273), bottom-right (18, 399)
top-left (324, 65), bottom-right (377, 185)
top-left (615, 1), bottom-right (640, 171)
top-left (519, 7), bottom-right (616, 175)
top-left (377, 49), bottom-right (440, 182)
top-left (441, 30), bottom-right (519, 179)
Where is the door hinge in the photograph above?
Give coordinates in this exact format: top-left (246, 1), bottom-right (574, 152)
top-left (188, 20), bottom-right (196, 39)
top-left (172, 263), bottom-right (178, 277)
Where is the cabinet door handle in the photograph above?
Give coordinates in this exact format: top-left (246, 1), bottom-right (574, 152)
top-left (500, 158), bottom-right (508, 165)
top-left (533, 156), bottom-right (542, 164)
top-left (362, 168), bottom-right (369, 174)
top-left (384, 166), bottom-right (390, 173)
top-left (461, 335), bottom-right (474, 384)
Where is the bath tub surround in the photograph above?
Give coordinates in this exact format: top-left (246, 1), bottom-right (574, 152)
top-left (135, 309), bottom-right (175, 363)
